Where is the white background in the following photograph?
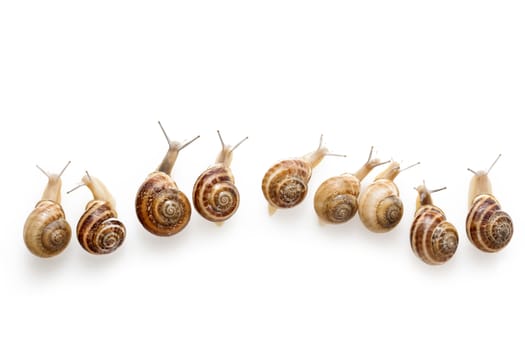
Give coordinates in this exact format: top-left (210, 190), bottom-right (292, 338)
top-left (1, 1), bottom-right (524, 349)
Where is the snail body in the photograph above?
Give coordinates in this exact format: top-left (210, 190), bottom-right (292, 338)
top-left (314, 147), bottom-right (387, 224)
top-left (136, 122), bottom-right (199, 236)
top-left (358, 161), bottom-right (414, 233)
top-left (75, 173), bottom-right (126, 255)
top-left (410, 185), bottom-right (458, 265)
top-left (193, 132), bottom-right (247, 223)
top-left (23, 162), bottom-right (72, 258)
top-left (262, 136), bottom-right (334, 214)
top-left (466, 155), bottom-right (513, 252)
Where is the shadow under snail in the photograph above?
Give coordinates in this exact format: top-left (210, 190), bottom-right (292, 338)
top-left (314, 146), bottom-right (389, 224)
top-left (466, 154), bottom-right (513, 253)
top-left (410, 184), bottom-right (458, 265)
top-left (261, 135), bottom-right (344, 214)
top-left (358, 161), bottom-right (419, 233)
top-left (135, 122), bottom-right (200, 236)
top-left (192, 131), bottom-right (248, 223)
top-left (23, 161), bottom-right (72, 258)
top-left (69, 172), bottom-right (126, 255)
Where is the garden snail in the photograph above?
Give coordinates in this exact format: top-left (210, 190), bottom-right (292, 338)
top-left (358, 161), bottom-right (419, 233)
top-left (261, 135), bottom-right (344, 214)
top-left (192, 131), bottom-right (248, 223)
top-left (314, 147), bottom-right (388, 224)
top-left (466, 154), bottom-right (513, 252)
top-left (69, 172), bottom-right (126, 255)
top-left (136, 122), bottom-right (199, 236)
top-left (410, 184), bottom-right (458, 265)
top-left (23, 162), bottom-right (72, 258)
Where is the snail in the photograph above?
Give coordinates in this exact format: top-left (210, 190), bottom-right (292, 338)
top-left (136, 122), bottom-right (199, 236)
top-left (261, 135), bottom-right (344, 214)
top-left (466, 154), bottom-right (513, 252)
top-left (192, 131), bottom-right (248, 223)
top-left (410, 184), bottom-right (458, 265)
top-left (314, 147), bottom-right (389, 224)
top-left (23, 162), bottom-right (72, 258)
top-left (69, 172), bottom-right (126, 255)
top-left (358, 161), bottom-right (419, 233)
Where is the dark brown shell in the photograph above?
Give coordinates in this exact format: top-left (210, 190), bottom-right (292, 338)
top-left (411, 206), bottom-right (458, 265)
top-left (23, 200), bottom-right (72, 258)
top-left (466, 194), bottom-right (513, 252)
top-left (193, 165), bottom-right (239, 222)
top-left (136, 172), bottom-right (192, 236)
top-left (261, 159), bottom-right (312, 209)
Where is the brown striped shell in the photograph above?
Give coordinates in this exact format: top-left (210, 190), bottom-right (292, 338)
top-left (262, 159), bottom-right (312, 209)
top-left (466, 194), bottom-right (513, 252)
top-left (136, 172), bottom-right (192, 236)
top-left (410, 186), bottom-right (458, 265)
top-left (24, 200), bottom-right (72, 258)
top-left (193, 165), bottom-right (239, 222)
top-left (73, 173), bottom-right (125, 254)
top-left (77, 201), bottom-right (126, 254)
top-left (466, 155), bottom-right (513, 252)
top-left (135, 123), bottom-right (199, 236)
top-left (23, 163), bottom-right (72, 258)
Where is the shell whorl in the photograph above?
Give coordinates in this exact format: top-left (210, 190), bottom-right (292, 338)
top-left (77, 200), bottom-right (126, 254)
top-left (314, 175), bottom-right (359, 223)
top-left (23, 200), bottom-right (72, 258)
top-left (262, 159), bottom-right (312, 209)
top-left (193, 165), bottom-right (239, 222)
top-left (411, 206), bottom-right (458, 265)
top-left (358, 180), bottom-right (403, 233)
top-left (466, 194), bottom-right (513, 252)
top-left (136, 172), bottom-right (191, 236)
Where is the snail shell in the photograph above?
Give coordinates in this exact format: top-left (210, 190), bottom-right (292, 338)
top-left (358, 161), bottom-right (404, 233)
top-left (135, 123), bottom-right (199, 236)
top-left (76, 174), bottom-right (126, 254)
top-left (466, 194), bottom-right (513, 252)
top-left (466, 155), bottom-right (513, 252)
top-left (78, 201), bottom-right (125, 254)
top-left (262, 136), bottom-right (332, 213)
top-left (24, 201), bottom-right (71, 258)
top-left (314, 176), bottom-right (359, 223)
top-left (314, 148), bottom-right (387, 224)
top-left (23, 162), bottom-right (72, 258)
top-left (192, 132), bottom-right (247, 223)
top-left (410, 185), bottom-right (458, 265)
top-left (136, 172), bottom-right (192, 236)
top-left (262, 159), bottom-right (312, 210)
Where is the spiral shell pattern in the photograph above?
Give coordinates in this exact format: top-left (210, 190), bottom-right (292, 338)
top-left (23, 200), bottom-right (72, 258)
top-left (358, 180), bottom-right (403, 233)
top-left (262, 159), bottom-right (312, 209)
top-left (136, 172), bottom-right (192, 236)
top-left (193, 165), bottom-right (239, 222)
top-left (77, 200), bottom-right (126, 254)
top-left (411, 206), bottom-right (458, 265)
top-left (314, 176), bottom-right (359, 223)
top-left (466, 194), bottom-right (513, 252)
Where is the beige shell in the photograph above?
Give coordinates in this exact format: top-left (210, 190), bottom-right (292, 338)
top-left (314, 148), bottom-right (387, 224)
top-left (410, 185), bottom-right (458, 265)
top-left (466, 155), bottom-right (513, 252)
top-left (23, 162), bottom-right (72, 258)
top-left (135, 122), bottom-right (198, 236)
top-left (75, 174), bottom-right (125, 254)
top-left (262, 136), bottom-right (333, 213)
top-left (24, 201), bottom-right (72, 258)
top-left (358, 162), bottom-right (404, 233)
